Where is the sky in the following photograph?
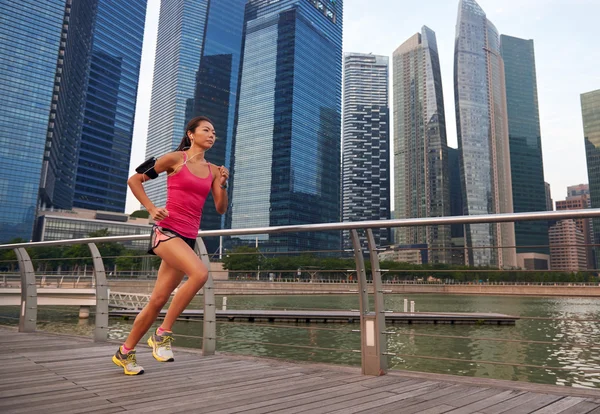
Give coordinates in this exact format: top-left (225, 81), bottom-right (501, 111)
top-left (126, 0), bottom-right (600, 214)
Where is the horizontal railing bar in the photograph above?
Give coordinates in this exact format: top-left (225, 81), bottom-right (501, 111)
top-left (2, 209), bottom-right (600, 250)
top-left (214, 337), bottom-right (357, 353)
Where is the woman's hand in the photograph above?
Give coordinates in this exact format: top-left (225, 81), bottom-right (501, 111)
top-left (149, 207), bottom-right (169, 221)
top-left (218, 165), bottom-right (229, 185)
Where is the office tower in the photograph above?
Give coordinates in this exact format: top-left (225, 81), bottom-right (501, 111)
top-left (143, 0), bottom-right (210, 208)
top-left (556, 194), bottom-right (594, 269)
top-left (448, 147), bottom-right (466, 265)
top-left (568, 183), bottom-right (590, 200)
top-left (143, 1), bottom-right (246, 252)
top-left (454, 0), bottom-right (516, 268)
top-left (549, 220), bottom-right (587, 271)
top-left (39, 0), bottom-right (97, 212)
top-left (342, 53), bottom-right (390, 251)
top-left (500, 35), bottom-right (548, 255)
top-left (230, 0), bottom-right (343, 252)
top-left (393, 26), bottom-right (451, 264)
top-left (582, 90), bottom-right (600, 269)
top-left (72, 0), bottom-right (147, 212)
top-left (545, 182), bottom-right (553, 211)
top-left (0, 1), bottom-right (67, 242)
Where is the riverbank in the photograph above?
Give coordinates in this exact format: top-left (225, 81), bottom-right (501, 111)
top-left (107, 280), bottom-right (600, 297)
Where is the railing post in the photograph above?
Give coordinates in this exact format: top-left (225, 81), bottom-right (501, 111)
top-left (351, 229), bottom-right (384, 375)
top-left (14, 248), bottom-right (36, 333)
top-left (88, 243), bottom-right (108, 342)
top-left (366, 229), bottom-right (388, 375)
top-left (196, 237), bottom-right (215, 356)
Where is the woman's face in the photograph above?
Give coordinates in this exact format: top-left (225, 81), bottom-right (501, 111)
top-left (190, 121), bottom-right (215, 150)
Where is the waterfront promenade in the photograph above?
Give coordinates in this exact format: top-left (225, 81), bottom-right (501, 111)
top-left (2, 327), bottom-right (600, 414)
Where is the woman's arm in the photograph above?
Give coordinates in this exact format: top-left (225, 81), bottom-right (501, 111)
top-left (127, 152), bottom-right (182, 220)
top-left (211, 164), bottom-right (229, 215)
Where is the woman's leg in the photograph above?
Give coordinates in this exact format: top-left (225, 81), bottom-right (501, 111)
top-left (123, 259), bottom-right (184, 349)
top-left (152, 238), bottom-right (208, 332)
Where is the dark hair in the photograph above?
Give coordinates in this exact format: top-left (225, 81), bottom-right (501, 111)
top-left (175, 116), bottom-right (213, 151)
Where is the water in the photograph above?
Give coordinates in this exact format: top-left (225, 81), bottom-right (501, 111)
top-left (1, 294), bottom-right (599, 388)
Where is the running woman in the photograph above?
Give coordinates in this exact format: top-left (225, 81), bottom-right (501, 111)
top-left (112, 116), bottom-right (228, 375)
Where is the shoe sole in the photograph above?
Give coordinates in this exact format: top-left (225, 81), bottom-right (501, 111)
top-left (112, 355), bottom-right (144, 375)
top-left (148, 337), bottom-right (175, 362)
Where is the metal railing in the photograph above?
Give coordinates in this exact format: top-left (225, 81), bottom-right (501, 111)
top-left (2, 208), bottom-right (600, 377)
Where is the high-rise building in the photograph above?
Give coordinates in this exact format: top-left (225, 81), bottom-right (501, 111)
top-left (144, 0), bottom-right (210, 208)
top-left (393, 26), bottom-right (451, 264)
top-left (143, 0), bottom-right (246, 253)
top-left (39, 0), bottom-right (97, 213)
top-left (230, 0), bottom-right (343, 252)
top-left (568, 183), bottom-right (590, 200)
top-left (0, 1), bottom-right (68, 242)
top-left (500, 35), bottom-right (548, 255)
top-left (454, 0), bottom-right (516, 268)
top-left (556, 194), bottom-right (594, 269)
top-left (448, 147), bottom-right (466, 265)
top-left (582, 89), bottom-right (600, 269)
top-left (342, 53), bottom-right (390, 251)
top-left (549, 220), bottom-right (587, 271)
top-left (71, 0), bottom-right (147, 212)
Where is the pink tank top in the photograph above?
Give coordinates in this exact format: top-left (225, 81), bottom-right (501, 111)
top-left (157, 152), bottom-right (212, 239)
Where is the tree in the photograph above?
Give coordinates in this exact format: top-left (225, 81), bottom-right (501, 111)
top-left (130, 209), bottom-right (150, 219)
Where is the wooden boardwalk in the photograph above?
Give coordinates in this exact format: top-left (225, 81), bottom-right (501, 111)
top-left (1, 328), bottom-right (599, 414)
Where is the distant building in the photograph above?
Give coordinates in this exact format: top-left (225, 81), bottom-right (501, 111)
top-left (549, 220), bottom-right (587, 271)
top-left (517, 253), bottom-right (550, 270)
top-left (545, 182), bottom-right (553, 211)
top-left (34, 208), bottom-right (152, 250)
top-left (378, 244), bottom-right (428, 265)
top-left (556, 194), bottom-right (594, 269)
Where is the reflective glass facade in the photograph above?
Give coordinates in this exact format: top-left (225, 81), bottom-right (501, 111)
top-left (393, 27), bottom-right (451, 263)
top-left (189, 0), bottom-right (246, 253)
top-left (500, 35), bottom-right (548, 255)
top-left (73, 0), bottom-right (147, 212)
top-left (144, 0), bottom-right (209, 207)
top-left (0, 0), bottom-right (65, 242)
top-left (454, 0), bottom-right (516, 267)
top-left (342, 53), bottom-right (390, 251)
top-left (40, 0), bottom-right (97, 211)
top-left (230, 0), bottom-right (343, 252)
top-left (582, 89), bottom-right (600, 261)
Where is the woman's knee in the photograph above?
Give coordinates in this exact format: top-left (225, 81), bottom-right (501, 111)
top-left (148, 292), bottom-right (170, 309)
top-left (188, 267), bottom-right (208, 285)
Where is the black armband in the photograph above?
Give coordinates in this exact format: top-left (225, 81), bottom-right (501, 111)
top-left (135, 157), bottom-right (158, 179)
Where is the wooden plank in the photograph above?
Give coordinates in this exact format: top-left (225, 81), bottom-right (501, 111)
top-left (0, 381), bottom-right (82, 399)
top-left (499, 394), bottom-right (565, 414)
top-left (442, 390), bottom-right (527, 414)
top-left (481, 392), bottom-right (543, 414)
top-left (0, 389), bottom-right (99, 410)
top-left (558, 400), bottom-right (600, 414)
top-left (5, 396), bottom-right (117, 414)
top-left (156, 381), bottom-right (368, 414)
top-left (206, 382), bottom-right (371, 414)
top-left (532, 397), bottom-right (587, 413)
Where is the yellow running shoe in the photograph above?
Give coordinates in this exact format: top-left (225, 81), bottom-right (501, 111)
top-left (148, 330), bottom-right (175, 362)
top-left (112, 347), bottom-right (144, 375)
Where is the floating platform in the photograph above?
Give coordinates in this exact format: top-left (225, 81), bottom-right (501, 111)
top-left (109, 309), bottom-right (519, 325)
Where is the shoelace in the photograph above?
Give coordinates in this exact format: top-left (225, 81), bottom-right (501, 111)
top-left (126, 351), bottom-right (138, 366)
top-left (158, 335), bottom-right (174, 350)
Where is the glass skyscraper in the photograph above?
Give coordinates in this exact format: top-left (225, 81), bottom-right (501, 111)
top-left (72, 0), bottom-right (147, 212)
top-left (500, 35), bottom-right (548, 256)
top-left (39, 0), bottom-right (97, 212)
top-left (454, 0), bottom-right (516, 268)
top-left (582, 89), bottom-right (600, 261)
top-left (144, 0), bottom-right (210, 208)
top-left (0, 0), bottom-right (66, 242)
top-left (393, 27), bottom-right (451, 264)
top-left (144, 0), bottom-right (246, 253)
top-left (342, 53), bottom-right (390, 251)
top-left (230, 0), bottom-right (343, 252)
